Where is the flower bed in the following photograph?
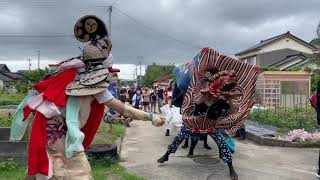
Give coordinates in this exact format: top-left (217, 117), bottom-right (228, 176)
top-left (287, 129), bottom-right (320, 142)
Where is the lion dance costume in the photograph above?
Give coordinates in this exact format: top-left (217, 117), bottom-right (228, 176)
top-left (158, 48), bottom-right (259, 180)
top-left (9, 15), bottom-right (164, 179)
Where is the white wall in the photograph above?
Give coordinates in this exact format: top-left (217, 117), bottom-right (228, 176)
top-left (0, 80), bottom-right (3, 90)
top-left (239, 37), bottom-right (314, 59)
top-left (261, 38), bottom-right (314, 54)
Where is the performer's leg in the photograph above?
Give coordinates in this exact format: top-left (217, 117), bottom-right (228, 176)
top-left (165, 120), bottom-right (173, 136)
top-left (239, 126), bottom-right (246, 140)
top-left (158, 127), bottom-right (191, 163)
top-left (210, 129), bottom-right (238, 180)
top-left (187, 138), bottom-right (198, 157)
top-left (181, 137), bottom-right (189, 149)
top-left (165, 129), bottom-right (170, 136)
top-left (318, 150), bottom-right (320, 176)
top-left (203, 134), bottom-right (212, 150)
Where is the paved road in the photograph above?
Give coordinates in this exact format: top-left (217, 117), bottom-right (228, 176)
top-left (120, 121), bottom-right (319, 180)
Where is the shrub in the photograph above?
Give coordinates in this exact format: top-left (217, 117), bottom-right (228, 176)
top-left (0, 115), bottom-right (12, 127)
top-left (0, 159), bottom-right (18, 171)
top-left (0, 93), bottom-right (25, 105)
top-left (248, 107), bottom-right (317, 132)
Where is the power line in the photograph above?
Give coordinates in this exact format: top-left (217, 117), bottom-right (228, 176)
top-left (112, 0), bottom-right (121, 6)
top-left (113, 7), bottom-right (202, 49)
top-left (0, 35), bottom-right (74, 38)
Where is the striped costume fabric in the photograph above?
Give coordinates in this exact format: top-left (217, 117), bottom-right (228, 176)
top-left (181, 47), bottom-right (260, 135)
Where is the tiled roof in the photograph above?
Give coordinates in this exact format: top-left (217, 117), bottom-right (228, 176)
top-left (154, 74), bottom-right (173, 83)
top-left (236, 31), bottom-right (317, 56)
top-left (0, 72), bottom-right (14, 82)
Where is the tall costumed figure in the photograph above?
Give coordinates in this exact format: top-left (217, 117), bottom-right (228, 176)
top-left (9, 15), bottom-right (164, 179)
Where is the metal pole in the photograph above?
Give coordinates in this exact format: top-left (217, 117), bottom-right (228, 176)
top-left (27, 58), bottom-right (31, 70)
top-left (108, 6), bottom-right (112, 38)
top-left (139, 61), bottom-right (142, 84)
top-left (37, 50), bottom-right (40, 69)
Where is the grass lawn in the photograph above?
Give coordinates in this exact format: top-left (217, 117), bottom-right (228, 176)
top-left (0, 119), bottom-right (143, 180)
top-left (0, 93), bottom-right (25, 106)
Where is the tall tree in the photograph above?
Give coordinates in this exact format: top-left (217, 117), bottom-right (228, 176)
top-left (142, 63), bottom-right (174, 87)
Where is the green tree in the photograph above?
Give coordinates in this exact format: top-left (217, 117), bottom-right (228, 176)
top-left (22, 68), bottom-right (50, 83)
top-left (309, 37), bottom-right (320, 91)
top-left (142, 63), bottom-right (175, 87)
top-left (309, 38), bottom-right (320, 65)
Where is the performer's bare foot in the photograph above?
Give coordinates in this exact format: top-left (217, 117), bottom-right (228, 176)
top-left (157, 152), bottom-right (170, 163)
top-left (228, 162), bottom-right (238, 180)
top-left (165, 129), bottom-right (170, 136)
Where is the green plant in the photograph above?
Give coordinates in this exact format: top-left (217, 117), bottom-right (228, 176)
top-left (248, 107), bottom-right (317, 132)
top-left (22, 68), bottom-right (50, 83)
top-left (286, 67), bottom-right (303, 71)
top-left (15, 84), bottom-right (32, 94)
top-left (311, 73), bottom-right (320, 91)
top-left (0, 92), bottom-right (26, 105)
top-left (93, 121), bottom-right (125, 144)
top-left (142, 63), bottom-right (175, 87)
top-left (90, 157), bottom-right (144, 180)
top-left (260, 67), bottom-right (280, 72)
top-left (0, 159), bottom-right (18, 171)
top-left (0, 115), bottom-right (12, 127)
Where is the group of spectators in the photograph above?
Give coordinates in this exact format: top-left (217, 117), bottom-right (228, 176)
top-left (118, 85), bottom-right (171, 113)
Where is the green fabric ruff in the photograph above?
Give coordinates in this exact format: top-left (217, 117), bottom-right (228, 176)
top-left (65, 96), bottom-right (84, 158)
top-left (147, 113), bottom-right (153, 121)
top-left (9, 91), bottom-right (38, 142)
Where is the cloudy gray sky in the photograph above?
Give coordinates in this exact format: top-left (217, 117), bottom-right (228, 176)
top-left (0, 0), bottom-right (320, 79)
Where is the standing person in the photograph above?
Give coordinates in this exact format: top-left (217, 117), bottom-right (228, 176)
top-left (167, 80), bottom-right (174, 106)
top-left (127, 85), bottom-right (135, 105)
top-left (119, 86), bottom-right (127, 103)
top-left (156, 86), bottom-right (164, 113)
top-left (142, 87), bottom-right (151, 112)
top-left (132, 90), bottom-right (142, 109)
top-left (150, 89), bottom-right (157, 113)
top-left (164, 88), bottom-right (168, 104)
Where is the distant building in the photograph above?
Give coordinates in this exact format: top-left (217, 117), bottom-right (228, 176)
top-left (0, 64), bottom-right (26, 91)
top-left (236, 31), bottom-right (318, 70)
top-left (236, 32), bottom-right (319, 108)
top-left (153, 74), bottom-right (173, 89)
top-left (49, 64), bottom-right (59, 71)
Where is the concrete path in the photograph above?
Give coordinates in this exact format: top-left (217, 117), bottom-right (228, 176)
top-left (120, 121), bottom-right (319, 180)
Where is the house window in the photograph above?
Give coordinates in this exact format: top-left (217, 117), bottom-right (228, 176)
top-left (246, 56), bottom-right (256, 65)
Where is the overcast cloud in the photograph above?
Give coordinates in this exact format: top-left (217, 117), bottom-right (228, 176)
top-left (0, 0), bottom-right (319, 79)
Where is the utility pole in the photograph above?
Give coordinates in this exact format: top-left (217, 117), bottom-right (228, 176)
top-left (108, 6), bottom-right (112, 38)
top-left (27, 58), bottom-right (31, 70)
top-left (137, 56), bottom-right (143, 86)
top-left (139, 61), bottom-right (142, 84)
top-left (135, 65), bottom-right (138, 86)
top-left (37, 50), bottom-right (40, 69)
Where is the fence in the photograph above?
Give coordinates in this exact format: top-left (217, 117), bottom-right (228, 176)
top-left (250, 72), bottom-right (316, 131)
